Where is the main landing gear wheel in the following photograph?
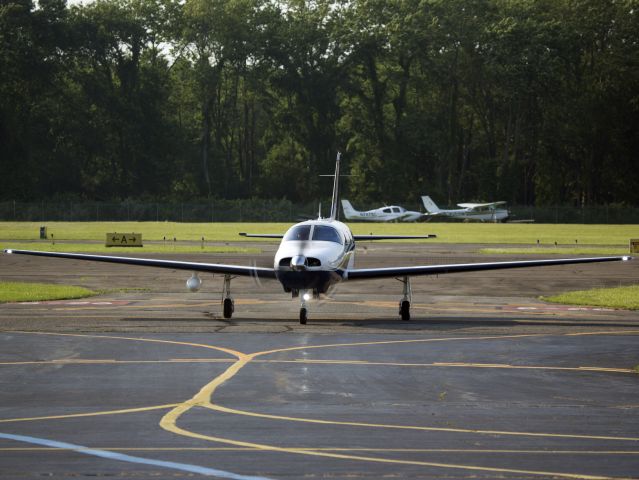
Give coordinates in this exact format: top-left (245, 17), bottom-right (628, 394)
top-left (400, 300), bottom-right (410, 321)
top-left (299, 308), bottom-right (307, 325)
top-left (223, 298), bottom-right (234, 319)
top-left (222, 274), bottom-right (235, 319)
top-left (397, 276), bottom-right (412, 321)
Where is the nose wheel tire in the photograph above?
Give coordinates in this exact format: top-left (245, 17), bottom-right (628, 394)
top-left (299, 308), bottom-right (308, 324)
top-left (399, 300), bottom-right (410, 321)
top-left (223, 298), bottom-right (234, 319)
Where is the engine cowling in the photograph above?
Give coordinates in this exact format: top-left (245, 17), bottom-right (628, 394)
top-left (186, 273), bottom-right (202, 292)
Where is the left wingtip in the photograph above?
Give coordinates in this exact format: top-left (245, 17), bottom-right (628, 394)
top-left (4, 249), bottom-right (13, 254)
top-left (622, 256), bottom-right (632, 261)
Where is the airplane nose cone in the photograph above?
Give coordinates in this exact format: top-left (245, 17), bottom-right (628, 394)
top-left (290, 255), bottom-right (307, 271)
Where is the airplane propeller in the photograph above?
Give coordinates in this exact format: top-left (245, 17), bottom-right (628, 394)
top-left (249, 259), bottom-right (263, 288)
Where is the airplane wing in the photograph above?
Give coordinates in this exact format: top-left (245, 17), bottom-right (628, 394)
top-left (239, 233), bottom-right (284, 239)
top-left (457, 201), bottom-right (507, 208)
top-left (239, 233), bottom-right (437, 241)
top-left (353, 234), bottom-right (436, 241)
top-left (345, 256), bottom-right (631, 280)
top-left (3, 249), bottom-right (278, 279)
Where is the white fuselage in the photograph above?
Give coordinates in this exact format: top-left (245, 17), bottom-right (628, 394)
top-left (344, 205), bottom-right (422, 222)
top-left (421, 196), bottom-right (509, 222)
top-left (273, 219), bottom-right (354, 293)
top-left (431, 208), bottom-right (509, 222)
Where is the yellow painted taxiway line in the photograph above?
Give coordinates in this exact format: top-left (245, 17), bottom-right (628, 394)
top-left (0, 358), bottom-right (235, 366)
top-left (50, 299), bottom-right (283, 311)
top-left (0, 404), bottom-right (178, 424)
top-left (568, 330), bottom-right (639, 336)
top-left (159, 420), bottom-right (623, 480)
top-left (205, 403), bottom-right (639, 442)
top-left (0, 357), bottom-right (635, 376)
top-left (8, 330), bottom-right (245, 358)
top-left (158, 334), bottom-right (639, 480)
top-left (258, 359), bottom-right (637, 374)
top-left (0, 447), bottom-right (637, 455)
top-left (5, 330), bottom-right (637, 479)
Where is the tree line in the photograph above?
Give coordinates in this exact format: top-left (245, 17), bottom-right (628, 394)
top-left (1, 0), bottom-right (637, 207)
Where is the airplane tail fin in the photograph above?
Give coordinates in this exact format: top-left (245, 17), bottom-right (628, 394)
top-left (421, 196), bottom-right (440, 213)
top-left (329, 152), bottom-right (341, 220)
top-left (341, 199), bottom-right (358, 219)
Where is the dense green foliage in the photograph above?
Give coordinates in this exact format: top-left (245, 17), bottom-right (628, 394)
top-left (2, 0), bottom-right (638, 207)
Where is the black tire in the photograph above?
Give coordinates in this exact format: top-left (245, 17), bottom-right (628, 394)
top-left (400, 300), bottom-right (410, 321)
top-left (223, 298), bottom-right (234, 319)
top-left (299, 308), bottom-right (307, 324)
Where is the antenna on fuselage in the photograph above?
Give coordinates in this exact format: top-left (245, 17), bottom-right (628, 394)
top-left (319, 151), bottom-right (345, 221)
top-left (330, 152), bottom-right (341, 220)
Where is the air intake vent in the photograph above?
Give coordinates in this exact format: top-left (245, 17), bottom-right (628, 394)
top-left (279, 257), bottom-right (292, 267)
top-left (307, 257), bottom-right (321, 267)
top-left (279, 257), bottom-right (321, 267)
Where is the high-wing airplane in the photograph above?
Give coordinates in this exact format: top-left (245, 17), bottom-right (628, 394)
top-left (341, 200), bottom-right (424, 222)
top-left (4, 154), bottom-right (631, 324)
top-left (422, 196), bottom-right (510, 222)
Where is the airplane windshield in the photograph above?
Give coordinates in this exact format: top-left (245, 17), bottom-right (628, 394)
top-left (312, 225), bottom-right (343, 244)
top-left (283, 225), bottom-right (311, 241)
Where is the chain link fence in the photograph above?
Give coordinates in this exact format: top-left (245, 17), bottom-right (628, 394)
top-left (0, 200), bottom-right (319, 222)
top-left (1, 200), bottom-right (638, 223)
top-left (507, 205), bottom-right (639, 224)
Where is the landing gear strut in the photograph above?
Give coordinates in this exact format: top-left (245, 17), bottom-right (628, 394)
top-left (299, 289), bottom-right (308, 324)
top-left (222, 275), bottom-right (235, 319)
top-left (398, 276), bottom-right (411, 321)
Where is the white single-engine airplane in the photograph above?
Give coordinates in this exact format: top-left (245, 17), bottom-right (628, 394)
top-left (4, 154), bottom-right (631, 324)
top-left (341, 200), bottom-right (424, 222)
top-left (422, 196), bottom-right (510, 222)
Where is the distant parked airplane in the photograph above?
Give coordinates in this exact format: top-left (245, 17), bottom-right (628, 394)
top-left (421, 196), bottom-right (510, 222)
top-left (341, 200), bottom-right (424, 222)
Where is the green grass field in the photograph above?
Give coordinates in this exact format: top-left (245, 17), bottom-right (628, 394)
top-left (1, 221), bottom-right (638, 245)
top-left (543, 285), bottom-right (639, 310)
top-left (0, 281), bottom-right (96, 303)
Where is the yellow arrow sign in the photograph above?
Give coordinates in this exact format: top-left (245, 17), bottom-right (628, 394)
top-left (106, 233), bottom-right (143, 247)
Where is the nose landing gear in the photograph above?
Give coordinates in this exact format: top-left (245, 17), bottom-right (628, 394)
top-left (299, 289), bottom-right (309, 324)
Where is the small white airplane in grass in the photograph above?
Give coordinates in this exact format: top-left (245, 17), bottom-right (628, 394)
top-left (422, 196), bottom-right (510, 222)
top-left (341, 200), bottom-right (424, 222)
top-left (4, 154), bottom-right (631, 324)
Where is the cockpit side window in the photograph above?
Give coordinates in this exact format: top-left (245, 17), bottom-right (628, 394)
top-left (312, 225), bottom-right (343, 244)
top-left (283, 225), bottom-right (311, 241)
